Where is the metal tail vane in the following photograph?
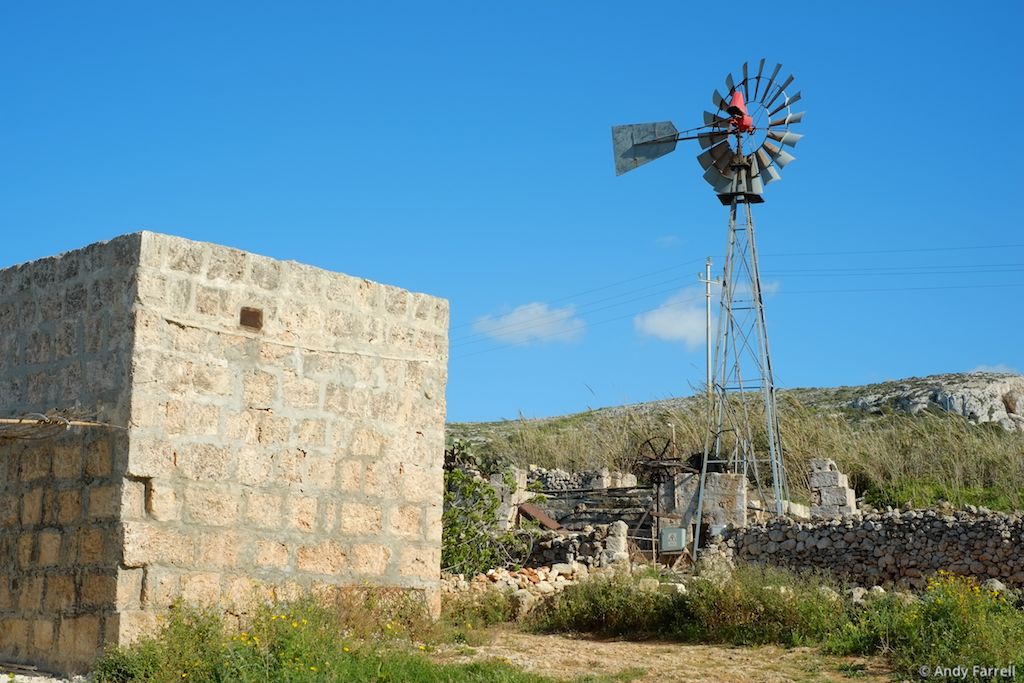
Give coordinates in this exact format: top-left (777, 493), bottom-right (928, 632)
top-left (611, 60), bottom-right (805, 559)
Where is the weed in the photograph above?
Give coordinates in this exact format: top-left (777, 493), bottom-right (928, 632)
top-left (93, 596), bottom-right (552, 683)
top-left (827, 571), bottom-right (1024, 680)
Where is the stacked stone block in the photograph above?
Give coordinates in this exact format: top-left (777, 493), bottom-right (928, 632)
top-left (0, 232), bottom-right (449, 674)
top-left (808, 458), bottom-right (858, 519)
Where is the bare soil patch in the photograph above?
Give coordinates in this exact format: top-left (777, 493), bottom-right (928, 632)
top-left (433, 627), bottom-right (892, 683)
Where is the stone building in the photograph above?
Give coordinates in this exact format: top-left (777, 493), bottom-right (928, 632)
top-left (0, 232), bottom-right (449, 673)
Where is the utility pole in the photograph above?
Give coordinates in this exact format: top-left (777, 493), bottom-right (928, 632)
top-left (698, 257), bottom-right (714, 402)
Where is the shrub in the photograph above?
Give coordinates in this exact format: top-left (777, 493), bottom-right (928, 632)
top-left (828, 571), bottom-right (1024, 680)
top-left (672, 565), bottom-right (849, 646)
top-left (530, 571), bottom-right (671, 636)
top-left (530, 565), bottom-right (847, 646)
top-left (442, 468), bottom-right (536, 576)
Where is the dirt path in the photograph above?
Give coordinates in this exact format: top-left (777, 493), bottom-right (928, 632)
top-left (433, 628), bottom-right (893, 683)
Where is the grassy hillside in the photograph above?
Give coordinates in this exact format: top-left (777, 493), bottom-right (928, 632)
top-left (448, 375), bottom-right (1024, 511)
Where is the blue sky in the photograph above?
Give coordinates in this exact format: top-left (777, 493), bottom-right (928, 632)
top-left (2, 2), bottom-right (1023, 422)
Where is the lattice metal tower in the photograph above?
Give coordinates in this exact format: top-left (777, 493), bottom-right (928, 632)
top-left (610, 60), bottom-right (804, 555)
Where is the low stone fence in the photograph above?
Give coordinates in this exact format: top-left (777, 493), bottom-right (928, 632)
top-left (724, 507), bottom-right (1024, 589)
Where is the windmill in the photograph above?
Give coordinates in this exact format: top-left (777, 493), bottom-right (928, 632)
top-left (611, 60), bottom-right (804, 558)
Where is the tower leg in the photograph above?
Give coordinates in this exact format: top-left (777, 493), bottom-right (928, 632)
top-left (691, 198), bottom-right (788, 560)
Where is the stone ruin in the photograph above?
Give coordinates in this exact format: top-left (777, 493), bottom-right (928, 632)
top-left (0, 232), bottom-right (449, 674)
top-left (808, 458), bottom-right (858, 519)
top-left (465, 459), bottom-right (823, 569)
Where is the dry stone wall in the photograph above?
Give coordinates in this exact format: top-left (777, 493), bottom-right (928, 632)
top-left (725, 507), bottom-right (1024, 589)
top-left (527, 465), bottom-right (637, 491)
top-left (0, 232), bottom-right (449, 674)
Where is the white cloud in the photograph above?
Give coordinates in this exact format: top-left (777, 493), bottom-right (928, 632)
top-left (634, 286), bottom-right (709, 349)
top-left (731, 279), bottom-right (780, 297)
top-left (972, 363), bottom-right (1020, 375)
top-left (472, 302), bottom-right (585, 345)
top-left (655, 235), bottom-right (681, 248)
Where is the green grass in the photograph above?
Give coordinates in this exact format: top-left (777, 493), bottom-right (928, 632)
top-left (529, 565), bottom-right (1024, 682)
top-left (450, 393), bottom-right (1024, 511)
top-left (93, 592), bottom-right (542, 683)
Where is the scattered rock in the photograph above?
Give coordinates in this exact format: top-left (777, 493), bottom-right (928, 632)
top-left (510, 588), bottom-right (536, 619)
top-left (638, 577), bottom-right (660, 592)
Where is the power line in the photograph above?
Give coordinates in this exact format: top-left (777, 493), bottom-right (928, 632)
top-left (453, 243), bottom-right (1024, 337)
top-left (762, 243), bottom-right (1024, 258)
top-left (448, 256), bottom-right (707, 331)
top-left (453, 281), bottom-right (693, 348)
top-left (452, 280), bottom-right (1024, 359)
top-left (453, 294), bottom-right (703, 358)
top-left (452, 275), bottom-right (696, 346)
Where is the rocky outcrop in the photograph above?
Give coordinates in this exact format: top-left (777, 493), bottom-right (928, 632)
top-left (846, 372), bottom-right (1024, 431)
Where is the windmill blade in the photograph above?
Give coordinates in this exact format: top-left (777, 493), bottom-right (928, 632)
top-left (698, 140), bottom-right (733, 173)
top-left (759, 63), bottom-right (783, 103)
top-left (741, 62), bottom-right (749, 99)
top-left (712, 89), bottom-right (726, 110)
top-left (755, 149), bottom-right (782, 184)
top-left (710, 141), bottom-right (734, 173)
top-left (764, 74), bottom-right (795, 110)
top-left (748, 154), bottom-right (765, 194)
top-left (725, 72), bottom-right (735, 93)
top-left (768, 91), bottom-right (802, 118)
top-left (752, 58), bottom-right (766, 101)
top-left (696, 130), bottom-right (729, 149)
top-left (768, 111), bottom-right (805, 127)
top-left (750, 172), bottom-right (765, 195)
top-left (611, 121), bottom-right (679, 175)
top-left (703, 165), bottom-right (734, 193)
top-left (703, 111), bottom-right (730, 127)
top-left (766, 130), bottom-right (803, 147)
top-left (760, 161), bottom-right (782, 185)
top-left (761, 141), bottom-right (796, 167)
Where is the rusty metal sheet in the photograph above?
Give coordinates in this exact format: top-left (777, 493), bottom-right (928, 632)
top-left (518, 502), bottom-right (563, 531)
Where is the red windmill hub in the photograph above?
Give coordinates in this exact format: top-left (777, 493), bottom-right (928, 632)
top-left (725, 90), bottom-right (754, 133)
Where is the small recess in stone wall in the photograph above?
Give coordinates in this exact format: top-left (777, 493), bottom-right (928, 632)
top-left (240, 306), bottom-right (264, 330)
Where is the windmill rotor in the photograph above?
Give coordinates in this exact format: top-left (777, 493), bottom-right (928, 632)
top-left (611, 59), bottom-right (804, 203)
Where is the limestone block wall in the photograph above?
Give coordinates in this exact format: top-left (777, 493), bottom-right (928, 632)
top-left (0, 235), bottom-right (139, 672)
top-left (0, 232), bottom-right (449, 674)
top-left (725, 508), bottom-right (1024, 589)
